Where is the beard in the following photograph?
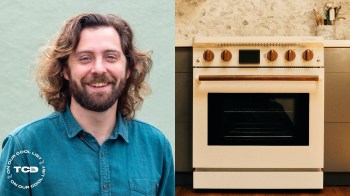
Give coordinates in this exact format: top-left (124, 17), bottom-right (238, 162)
top-left (68, 73), bottom-right (127, 112)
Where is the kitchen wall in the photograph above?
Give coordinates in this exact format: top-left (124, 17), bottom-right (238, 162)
top-left (176, 0), bottom-right (350, 46)
top-left (0, 0), bottom-right (174, 155)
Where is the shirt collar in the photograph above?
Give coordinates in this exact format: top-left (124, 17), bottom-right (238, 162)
top-left (62, 105), bottom-right (129, 143)
top-left (111, 111), bottom-right (129, 143)
top-left (63, 105), bottom-right (83, 139)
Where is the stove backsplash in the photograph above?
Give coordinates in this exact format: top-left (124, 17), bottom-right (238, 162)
top-left (176, 0), bottom-right (350, 45)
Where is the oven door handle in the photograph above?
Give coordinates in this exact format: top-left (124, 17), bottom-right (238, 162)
top-left (197, 75), bottom-right (319, 81)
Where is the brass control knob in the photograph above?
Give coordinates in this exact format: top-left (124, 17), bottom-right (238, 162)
top-left (221, 50), bottom-right (232, 61)
top-left (267, 50), bottom-right (278, 61)
top-left (203, 50), bottom-right (214, 61)
top-left (284, 50), bottom-right (296, 61)
top-left (302, 49), bottom-right (314, 61)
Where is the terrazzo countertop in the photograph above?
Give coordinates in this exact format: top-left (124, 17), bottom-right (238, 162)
top-left (176, 0), bottom-right (350, 46)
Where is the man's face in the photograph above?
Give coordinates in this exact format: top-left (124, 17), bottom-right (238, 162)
top-left (64, 27), bottom-right (130, 112)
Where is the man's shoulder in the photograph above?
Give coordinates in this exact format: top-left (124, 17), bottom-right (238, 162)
top-left (127, 118), bottom-right (162, 134)
top-left (126, 118), bottom-right (169, 143)
top-left (8, 112), bottom-right (62, 139)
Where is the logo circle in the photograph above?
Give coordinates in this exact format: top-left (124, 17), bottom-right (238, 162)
top-left (6, 150), bottom-right (46, 189)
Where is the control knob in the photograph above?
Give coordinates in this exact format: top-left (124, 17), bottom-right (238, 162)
top-left (203, 50), bottom-right (214, 61)
top-left (284, 50), bottom-right (296, 61)
top-left (267, 50), bottom-right (278, 61)
top-left (221, 50), bottom-right (232, 61)
top-left (302, 49), bottom-right (314, 61)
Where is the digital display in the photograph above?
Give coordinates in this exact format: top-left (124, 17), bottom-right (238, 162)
top-left (239, 50), bottom-right (260, 64)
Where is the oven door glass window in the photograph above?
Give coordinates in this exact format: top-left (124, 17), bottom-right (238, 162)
top-left (208, 93), bottom-right (309, 146)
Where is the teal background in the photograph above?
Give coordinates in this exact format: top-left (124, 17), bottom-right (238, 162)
top-left (0, 1), bottom-right (175, 155)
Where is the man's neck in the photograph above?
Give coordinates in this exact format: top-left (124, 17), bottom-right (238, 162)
top-left (69, 98), bottom-right (118, 146)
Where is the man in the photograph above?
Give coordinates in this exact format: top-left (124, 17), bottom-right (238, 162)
top-left (0, 13), bottom-right (174, 195)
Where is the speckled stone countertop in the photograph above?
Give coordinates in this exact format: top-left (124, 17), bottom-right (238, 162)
top-left (176, 0), bottom-right (350, 46)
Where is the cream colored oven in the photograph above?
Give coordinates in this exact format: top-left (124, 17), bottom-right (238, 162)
top-left (192, 36), bottom-right (324, 189)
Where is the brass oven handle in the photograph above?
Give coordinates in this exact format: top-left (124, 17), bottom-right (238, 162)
top-left (197, 75), bottom-right (319, 81)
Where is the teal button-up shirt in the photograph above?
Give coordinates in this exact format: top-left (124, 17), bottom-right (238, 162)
top-left (0, 107), bottom-right (174, 196)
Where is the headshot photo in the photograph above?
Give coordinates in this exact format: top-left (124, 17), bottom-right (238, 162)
top-left (0, 1), bottom-right (174, 195)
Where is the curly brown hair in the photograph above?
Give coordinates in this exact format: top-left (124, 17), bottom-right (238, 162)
top-left (35, 13), bottom-right (152, 119)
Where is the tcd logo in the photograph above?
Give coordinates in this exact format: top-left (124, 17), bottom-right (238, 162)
top-left (6, 150), bottom-right (45, 189)
top-left (13, 166), bottom-right (39, 173)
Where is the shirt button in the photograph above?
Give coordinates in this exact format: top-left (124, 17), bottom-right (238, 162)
top-left (103, 183), bottom-right (108, 190)
top-left (101, 152), bottom-right (105, 157)
top-left (79, 133), bottom-right (85, 141)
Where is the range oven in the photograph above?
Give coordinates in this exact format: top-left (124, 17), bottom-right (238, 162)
top-left (192, 36), bottom-right (324, 189)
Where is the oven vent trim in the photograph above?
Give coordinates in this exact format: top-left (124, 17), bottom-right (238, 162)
top-left (216, 43), bottom-right (302, 47)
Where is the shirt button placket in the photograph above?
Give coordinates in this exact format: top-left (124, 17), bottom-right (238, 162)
top-left (100, 145), bottom-right (110, 195)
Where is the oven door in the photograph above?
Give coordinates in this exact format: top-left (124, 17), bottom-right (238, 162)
top-left (193, 68), bottom-right (324, 169)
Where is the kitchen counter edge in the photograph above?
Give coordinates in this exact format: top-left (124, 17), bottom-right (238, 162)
top-left (324, 40), bottom-right (350, 47)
